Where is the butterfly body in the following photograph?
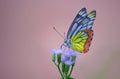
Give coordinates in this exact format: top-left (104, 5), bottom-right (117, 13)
top-left (63, 8), bottom-right (96, 53)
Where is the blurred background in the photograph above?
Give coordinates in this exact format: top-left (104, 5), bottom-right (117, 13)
top-left (0, 0), bottom-right (120, 79)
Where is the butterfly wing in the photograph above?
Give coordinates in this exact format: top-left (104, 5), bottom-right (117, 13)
top-left (80, 10), bottom-right (96, 30)
top-left (66, 8), bottom-right (87, 40)
top-left (70, 31), bottom-right (88, 52)
top-left (64, 8), bottom-right (96, 53)
top-left (70, 10), bottom-right (96, 53)
top-left (83, 29), bottom-right (93, 53)
top-left (72, 10), bottom-right (96, 37)
top-left (70, 29), bottom-right (93, 53)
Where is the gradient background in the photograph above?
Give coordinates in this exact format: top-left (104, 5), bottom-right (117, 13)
top-left (1, 0), bottom-right (120, 79)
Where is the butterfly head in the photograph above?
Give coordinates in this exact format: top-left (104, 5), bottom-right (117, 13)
top-left (64, 39), bottom-right (71, 48)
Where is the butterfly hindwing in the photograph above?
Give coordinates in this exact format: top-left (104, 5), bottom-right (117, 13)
top-left (83, 29), bottom-right (93, 53)
top-left (70, 29), bottom-right (93, 53)
top-left (70, 31), bottom-right (88, 52)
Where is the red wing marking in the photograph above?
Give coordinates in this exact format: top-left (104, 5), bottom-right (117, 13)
top-left (83, 29), bottom-right (93, 53)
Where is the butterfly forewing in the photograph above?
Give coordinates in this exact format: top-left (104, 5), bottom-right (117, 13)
top-left (80, 10), bottom-right (96, 31)
top-left (67, 8), bottom-right (87, 39)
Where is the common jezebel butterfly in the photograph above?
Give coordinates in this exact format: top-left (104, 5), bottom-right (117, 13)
top-left (63, 8), bottom-right (96, 53)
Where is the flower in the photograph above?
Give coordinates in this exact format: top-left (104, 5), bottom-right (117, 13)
top-left (51, 48), bottom-right (79, 65)
top-left (51, 48), bottom-right (63, 63)
top-left (51, 48), bottom-right (62, 55)
top-left (51, 48), bottom-right (79, 78)
top-left (61, 49), bottom-right (79, 65)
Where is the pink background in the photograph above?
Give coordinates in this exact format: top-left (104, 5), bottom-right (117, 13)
top-left (1, 0), bottom-right (120, 79)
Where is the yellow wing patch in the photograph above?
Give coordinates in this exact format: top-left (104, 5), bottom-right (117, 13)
top-left (70, 31), bottom-right (88, 53)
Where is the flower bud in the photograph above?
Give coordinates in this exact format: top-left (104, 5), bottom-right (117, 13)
top-left (52, 52), bottom-right (56, 62)
top-left (57, 54), bottom-right (61, 64)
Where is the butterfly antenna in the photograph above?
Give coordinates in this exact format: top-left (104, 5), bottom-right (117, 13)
top-left (53, 27), bottom-right (64, 39)
top-left (64, 32), bottom-right (66, 40)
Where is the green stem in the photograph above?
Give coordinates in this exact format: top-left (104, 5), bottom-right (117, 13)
top-left (54, 62), bottom-right (64, 79)
top-left (69, 64), bottom-right (74, 77)
top-left (54, 62), bottom-right (57, 67)
top-left (58, 64), bottom-right (64, 79)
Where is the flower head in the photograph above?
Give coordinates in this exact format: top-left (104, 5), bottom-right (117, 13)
top-left (51, 48), bottom-right (79, 65)
top-left (51, 48), bottom-right (63, 63)
top-left (61, 49), bottom-right (79, 65)
top-left (51, 48), bottom-right (62, 55)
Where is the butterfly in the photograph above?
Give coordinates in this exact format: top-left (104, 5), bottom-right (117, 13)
top-left (63, 8), bottom-right (96, 53)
